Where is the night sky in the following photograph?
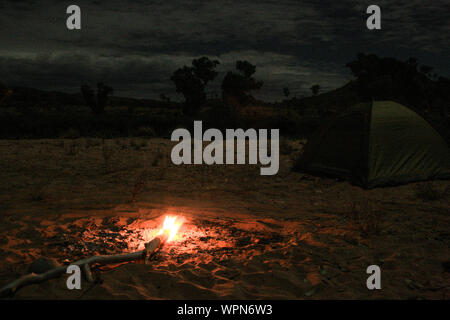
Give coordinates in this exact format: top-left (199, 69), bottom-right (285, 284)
top-left (1, 0), bottom-right (449, 101)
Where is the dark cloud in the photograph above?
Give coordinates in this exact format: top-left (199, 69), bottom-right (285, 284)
top-left (0, 0), bottom-right (449, 100)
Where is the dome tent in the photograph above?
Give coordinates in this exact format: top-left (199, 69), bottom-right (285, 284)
top-left (297, 101), bottom-right (450, 188)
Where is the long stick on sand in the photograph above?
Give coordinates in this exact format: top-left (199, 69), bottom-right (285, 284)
top-left (0, 233), bottom-right (168, 298)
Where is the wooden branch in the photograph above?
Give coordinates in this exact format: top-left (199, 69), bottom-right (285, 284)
top-left (0, 234), bottom-right (168, 298)
top-left (144, 234), bottom-right (167, 264)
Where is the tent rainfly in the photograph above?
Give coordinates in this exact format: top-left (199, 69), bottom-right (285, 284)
top-left (297, 101), bottom-right (450, 188)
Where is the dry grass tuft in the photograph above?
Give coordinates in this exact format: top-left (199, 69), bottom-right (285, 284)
top-left (85, 138), bottom-right (101, 148)
top-left (130, 139), bottom-right (142, 150)
top-left (101, 141), bottom-right (114, 173)
top-left (413, 182), bottom-right (449, 201)
top-left (30, 189), bottom-right (44, 201)
top-left (64, 140), bottom-right (78, 156)
top-left (131, 169), bottom-right (149, 203)
top-left (135, 126), bottom-right (156, 137)
top-left (30, 179), bottom-right (51, 202)
top-left (279, 137), bottom-right (295, 155)
top-left (152, 151), bottom-right (164, 167)
top-left (345, 199), bottom-right (383, 236)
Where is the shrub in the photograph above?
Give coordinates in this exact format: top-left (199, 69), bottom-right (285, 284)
top-left (413, 182), bottom-right (449, 201)
top-left (102, 142), bottom-right (114, 173)
top-left (64, 140), bottom-right (79, 156)
top-left (81, 82), bottom-right (113, 114)
top-left (346, 200), bottom-right (383, 236)
top-left (131, 169), bottom-right (149, 203)
top-left (134, 126), bottom-right (156, 137)
top-left (60, 128), bottom-right (80, 139)
top-left (279, 137), bottom-right (295, 155)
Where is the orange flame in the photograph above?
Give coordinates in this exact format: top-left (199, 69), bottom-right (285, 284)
top-left (157, 215), bottom-right (183, 242)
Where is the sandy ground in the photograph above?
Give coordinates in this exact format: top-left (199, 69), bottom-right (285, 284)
top-left (0, 138), bottom-right (448, 299)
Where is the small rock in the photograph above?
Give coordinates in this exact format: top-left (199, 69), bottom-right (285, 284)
top-left (28, 257), bottom-right (59, 274)
top-left (236, 236), bottom-right (251, 247)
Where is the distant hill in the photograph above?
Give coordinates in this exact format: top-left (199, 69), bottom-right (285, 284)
top-left (1, 53), bottom-right (448, 142)
top-left (278, 81), bottom-right (360, 116)
top-left (0, 86), bottom-right (177, 109)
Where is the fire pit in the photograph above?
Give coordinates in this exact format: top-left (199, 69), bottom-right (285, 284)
top-left (0, 215), bottom-right (184, 297)
top-left (0, 213), bottom-right (306, 299)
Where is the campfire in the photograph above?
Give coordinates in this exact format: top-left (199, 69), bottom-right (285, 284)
top-left (0, 213), bottom-right (296, 298)
top-left (142, 215), bottom-right (183, 264)
top-left (0, 215), bottom-right (184, 297)
top-left (158, 215), bottom-right (184, 242)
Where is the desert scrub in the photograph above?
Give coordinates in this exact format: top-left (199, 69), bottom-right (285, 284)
top-left (60, 128), bottom-right (80, 139)
top-left (413, 182), bottom-right (449, 201)
top-left (128, 153), bottom-right (166, 203)
top-left (85, 138), bottom-right (101, 148)
top-left (135, 126), bottom-right (156, 137)
top-left (102, 141), bottom-right (114, 173)
top-left (129, 139), bottom-right (141, 150)
top-left (345, 199), bottom-right (383, 236)
top-left (64, 140), bottom-right (79, 156)
top-left (152, 150), bottom-right (164, 167)
top-left (30, 188), bottom-right (44, 201)
top-left (290, 139), bottom-right (307, 171)
top-left (131, 169), bottom-right (149, 203)
top-left (30, 178), bottom-right (51, 201)
top-left (279, 137), bottom-right (295, 155)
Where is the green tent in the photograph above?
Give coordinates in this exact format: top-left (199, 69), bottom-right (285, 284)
top-left (297, 100), bottom-right (450, 188)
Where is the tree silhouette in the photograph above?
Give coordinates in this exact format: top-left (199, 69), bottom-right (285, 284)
top-left (310, 84), bottom-right (320, 96)
top-left (405, 57), bottom-right (418, 71)
top-left (160, 94), bottom-right (171, 104)
top-left (171, 57), bottom-right (220, 115)
top-left (347, 54), bottom-right (420, 106)
top-left (437, 76), bottom-right (450, 116)
top-left (419, 65), bottom-right (433, 78)
top-left (81, 82), bottom-right (113, 114)
top-left (0, 82), bottom-right (6, 103)
top-left (0, 82), bottom-right (11, 99)
top-left (346, 53), bottom-right (450, 116)
top-left (236, 61), bottom-right (256, 78)
top-left (221, 60), bottom-right (263, 108)
top-left (192, 57), bottom-right (221, 86)
top-left (0, 82), bottom-right (12, 106)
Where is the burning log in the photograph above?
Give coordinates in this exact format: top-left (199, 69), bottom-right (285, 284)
top-left (0, 215), bottom-right (182, 298)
